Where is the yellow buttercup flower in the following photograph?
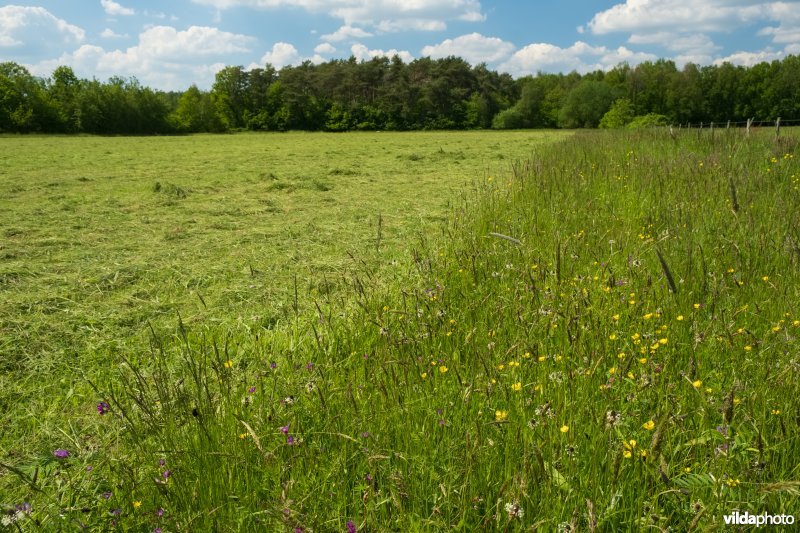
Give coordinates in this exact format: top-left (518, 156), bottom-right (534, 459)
top-left (643, 420), bottom-right (655, 431)
top-left (511, 382), bottom-right (522, 392)
top-left (495, 410), bottom-right (508, 422)
top-left (133, 501), bottom-right (142, 509)
top-left (223, 360), bottom-right (234, 369)
top-left (439, 365), bottom-right (448, 374)
top-left (560, 425), bottom-right (569, 433)
top-left (692, 380), bottom-right (702, 388)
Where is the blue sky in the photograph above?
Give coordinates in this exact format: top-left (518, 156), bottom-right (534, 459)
top-left (2, 1), bottom-right (799, 90)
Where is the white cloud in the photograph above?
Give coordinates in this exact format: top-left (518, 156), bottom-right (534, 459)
top-left (351, 42), bottom-right (413, 63)
top-left (629, 32), bottom-right (721, 65)
top-left (260, 42), bottom-right (301, 68)
top-left (29, 25), bottom-right (253, 91)
top-left (100, 28), bottom-right (129, 39)
top-left (101, 0), bottom-right (135, 17)
top-left (0, 6), bottom-right (85, 51)
top-left (499, 41), bottom-right (657, 77)
top-left (587, 0), bottom-right (786, 35)
top-left (421, 33), bottom-right (515, 64)
top-left (314, 42), bottom-right (336, 54)
top-left (191, 0), bottom-right (484, 33)
top-left (321, 25), bottom-right (373, 42)
top-left (376, 19), bottom-right (446, 32)
top-left (714, 49), bottom-right (784, 66)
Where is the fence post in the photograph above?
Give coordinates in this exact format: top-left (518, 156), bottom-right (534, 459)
top-left (776, 117), bottom-right (781, 138)
top-left (746, 117), bottom-right (753, 136)
top-left (727, 120), bottom-right (731, 129)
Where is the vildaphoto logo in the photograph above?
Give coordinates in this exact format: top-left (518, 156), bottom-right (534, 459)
top-left (723, 511), bottom-right (795, 527)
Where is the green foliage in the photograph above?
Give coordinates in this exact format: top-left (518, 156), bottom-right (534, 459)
top-left (559, 79), bottom-right (617, 128)
top-left (600, 98), bottom-right (635, 128)
top-left (627, 113), bottom-right (669, 128)
top-left (2, 53), bottom-right (800, 135)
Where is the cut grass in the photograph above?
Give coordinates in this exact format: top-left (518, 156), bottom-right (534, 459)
top-left (0, 129), bottom-right (565, 496)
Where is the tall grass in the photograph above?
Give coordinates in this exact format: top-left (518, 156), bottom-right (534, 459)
top-left (3, 128), bottom-right (799, 531)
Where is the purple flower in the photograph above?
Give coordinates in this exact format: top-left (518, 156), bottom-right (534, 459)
top-left (270, 361), bottom-right (277, 369)
top-left (156, 508), bottom-right (165, 517)
top-left (306, 362), bottom-right (315, 371)
top-left (158, 459), bottom-right (166, 467)
top-left (287, 435), bottom-right (295, 445)
top-left (360, 432), bottom-right (370, 439)
top-left (295, 529), bottom-right (304, 533)
top-left (365, 473), bottom-right (373, 482)
top-left (15, 503), bottom-right (31, 514)
top-left (248, 386), bottom-right (257, 394)
top-left (86, 465), bottom-right (94, 472)
top-left (53, 449), bottom-right (70, 459)
top-left (110, 508), bottom-right (121, 516)
top-left (162, 470), bottom-right (172, 480)
top-left (97, 401), bottom-right (111, 415)
top-left (102, 492), bottom-right (113, 500)
top-left (280, 424), bottom-right (290, 434)
top-left (153, 529), bottom-right (162, 533)
top-left (346, 519), bottom-right (357, 533)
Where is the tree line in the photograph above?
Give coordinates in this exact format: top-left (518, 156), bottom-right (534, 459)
top-left (1, 54), bottom-right (799, 134)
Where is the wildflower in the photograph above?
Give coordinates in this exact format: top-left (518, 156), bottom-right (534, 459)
top-left (640, 450), bottom-right (648, 458)
top-left (497, 364), bottom-right (505, 371)
top-left (658, 338), bottom-right (668, 345)
top-left (771, 409), bottom-right (781, 415)
top-left (287, 435), bottom-right (295, 445)
top-left (280, 425), bottom-right (290, 434)
top-left (270, 361), bottom-right (277, 369)
top-left (306, 362), bottom-right (315, 371)
top-left (102, 492), bottom-right (113, 500)
top-left (346, 519), bottom-right (357, 533)
top-left (133, 501), bottom-right (142, 508)
top-left (97, 401), bottom-right (111, 415)
top-left (638, 358), bottom-right (647, 364)
top-left (421, 372), bottom-right (427, 379)
top-left (239, 433), bottom-right (248, 440)
top-left (223, 360), bottom-right (234, 369)
top-left (560, 425), bottom-right (569, 433)
top-left (762, 276), bottom-right (769, 282)
top-left (248, 386), bottom-right (256, 394)
top-left (725, 478), bottom-right (741, 487)
top-left (511, 382), bottom-right (522, 392)
top-left (693, 303), bottom-right (701, 310)
top-left (744, 345), bottom-right (752, 351)
top-left (504, 501), bottom-right (524, 519)
top-left (643, 420), bottom-right (655, 431)
top-left (612, 314), bottom-right (620, 321)
top-left (623, 450), bottom-right (632, 459)
top-left (605, 410), bottom-right (621, 428)
top-left (495, 410), bottom-right (508, 422)
top-left (692, 380), bottom-right (702, 388)
top-left (439, 365), bottom-right (448, 374)
top-left (53, 449), bottom-right (70, 459)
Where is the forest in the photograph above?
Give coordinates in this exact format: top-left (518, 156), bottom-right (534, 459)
top-left (1, 54), bottom-right (799, 134)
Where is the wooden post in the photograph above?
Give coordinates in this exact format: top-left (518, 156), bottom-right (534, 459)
top-left (746, 117), bottom-right (753, 136)
top-left (727, 120), bottom-right (731, 129)
top-left (776, 117), bottom-right (781, 138)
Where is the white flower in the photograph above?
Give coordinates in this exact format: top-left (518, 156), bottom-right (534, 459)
top-left (504, 501), bottom-right (524, 519)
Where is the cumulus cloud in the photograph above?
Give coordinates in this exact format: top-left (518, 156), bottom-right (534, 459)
top-left (100, 28), bottom-right (129, 39)
top-left (629, 32), bottom-right (721, 65)
top-left (421, 33), bottom-right (515, 64)
top-left (0, 5), bottom-right (84, 59)
top-left (714, 49), bottom-right (784, 66)
top-left (101, 0), bottom-right (135, 17)
top-left (321, 25), bottom-right (373, 42)
top-left (587, 0), bottom-right (781, 35)
top-left (499, 41), bottom-right (657, 77)
top-left (191, 0), bottom-right (484, 33)
top-left (260, 42), bottom-right (301, 68)
top-left (350, 42), bottom-right (413, 63)
top-left (29, 25), bottom-right (253, 91)
top-left (314, 42), bottom-right (336, 54)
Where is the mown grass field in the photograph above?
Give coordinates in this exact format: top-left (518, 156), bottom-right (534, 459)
top-left (1, 128), bottom-right (799, 531)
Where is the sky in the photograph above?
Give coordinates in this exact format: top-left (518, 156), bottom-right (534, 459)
top-left (2, 0), bottom-right (800, 91)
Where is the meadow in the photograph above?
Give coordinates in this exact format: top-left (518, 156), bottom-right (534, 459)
top-left (1, 128), bottom-right (799, 531)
